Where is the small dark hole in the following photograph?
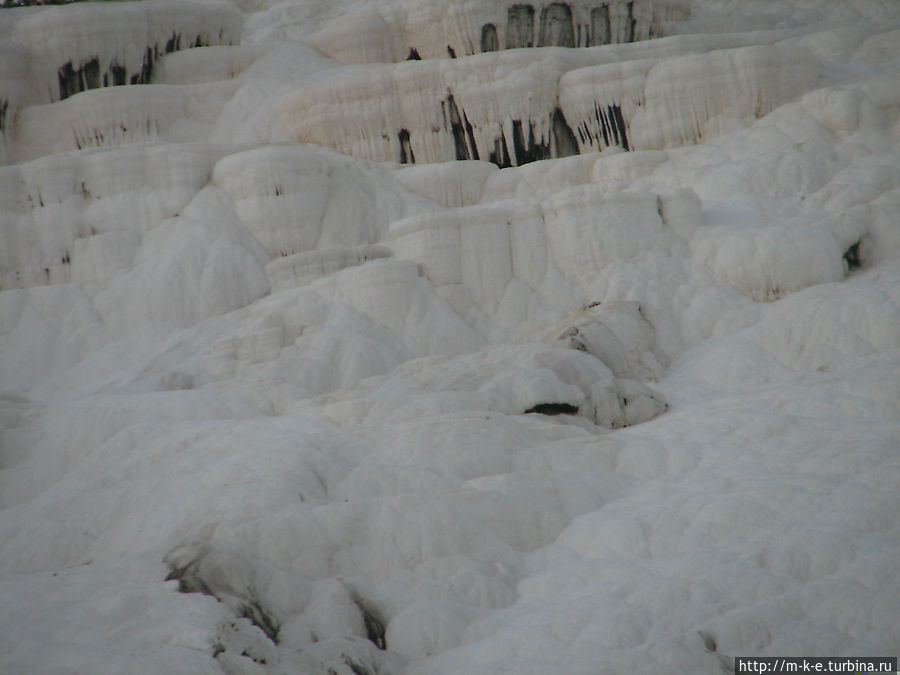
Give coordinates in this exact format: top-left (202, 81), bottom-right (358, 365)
top-left (843, 240), bottom-right (861, 270)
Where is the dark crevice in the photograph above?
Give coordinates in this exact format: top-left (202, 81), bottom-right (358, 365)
top-left (82, 58), bottom-right (100, 90)
top-left (597, 103), bottom-right (610, 145)
top-left (238, 602), bottom-right (280, 644)
top-left (843, 240), bottom-right (862, 270)
top-left (462, 111), bottom-right (480, 160)
top-left (511, 119), bottom-right (549, 165)
top-left (447, 45), bottom-right (457, 58)
top-left (552, 106), bottom-right (579, 157)
top-left (165, 32), bottom-right (181, 54)
top-left (59, 59), bottom-right (105, 100)
top-left (165, 556), bottom-right (281, 645)
top-left (353, 597), bottom-right (387, 650)
top-left (525, 402), bottom-right (579, 415)
top-left (141, 45), bottom-right (154, 82)
top-left (500, 129), bottom-right (512, 167)
top-left (592, 102), bottom-right (629, 150)
top-left (445, 93), bottom-right (471, 160)
top-left (609, 106), bottom-right (620, 146)
top-left (130, 46), bottom-right (154, 85)
top-left (58, 61), bottom-right (77, 99)
top-left (398, 128), bottom-right (415, 164)
top-left (406, 47), bottom-right (421, 60)
top-left (512, 120), bottom-right (527, 165)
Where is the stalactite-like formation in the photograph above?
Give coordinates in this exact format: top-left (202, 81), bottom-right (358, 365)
top-left (54, 34), bottom-right (222, 100)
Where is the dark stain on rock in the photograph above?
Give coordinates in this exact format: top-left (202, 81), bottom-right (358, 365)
top-left (627, 0), bottom-right (637, 42)
top-left (398, 128), bottom-right (415, 164)
top-left (612, 103), bottom-right (629, 149)
top-left (58, 62), bottom-right (77, 99)
top-left (165, 32), bottom-right (181, 53)
top-left (129, 47), bottom-right (154, 84)
top-left (489, 127), bottom-right (513, 168)
top-left (82, 58), bottom-right (100, 90)
top-left (109, 62), bottom-right (127, 86)
top-left (58, 58), bottom-right (100, 100)
top-left (538, 3), bottom-right (575, 47)
top-left (444, 93), bottom-right (478, 161)
top-left (140, 46), bottom-right (154, 82)
top-left (506, 4), bottom-right (535, 48)
top-left (463, 110), bottom-right (480, 160)
top-left (592, 101), bottom-right (629, 150)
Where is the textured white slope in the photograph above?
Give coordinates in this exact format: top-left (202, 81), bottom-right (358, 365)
top-left (1, 0), bottom-right (900, 674)
top-left (14, 81), bottom-right (241, 162)
top-left (1, 0), bottom-right (241, 104)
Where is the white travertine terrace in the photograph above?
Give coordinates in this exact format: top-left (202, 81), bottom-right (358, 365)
top-left (0, 0), bottom-right (241, 163)
top-left (302, 0), bottom-right (692, 64)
